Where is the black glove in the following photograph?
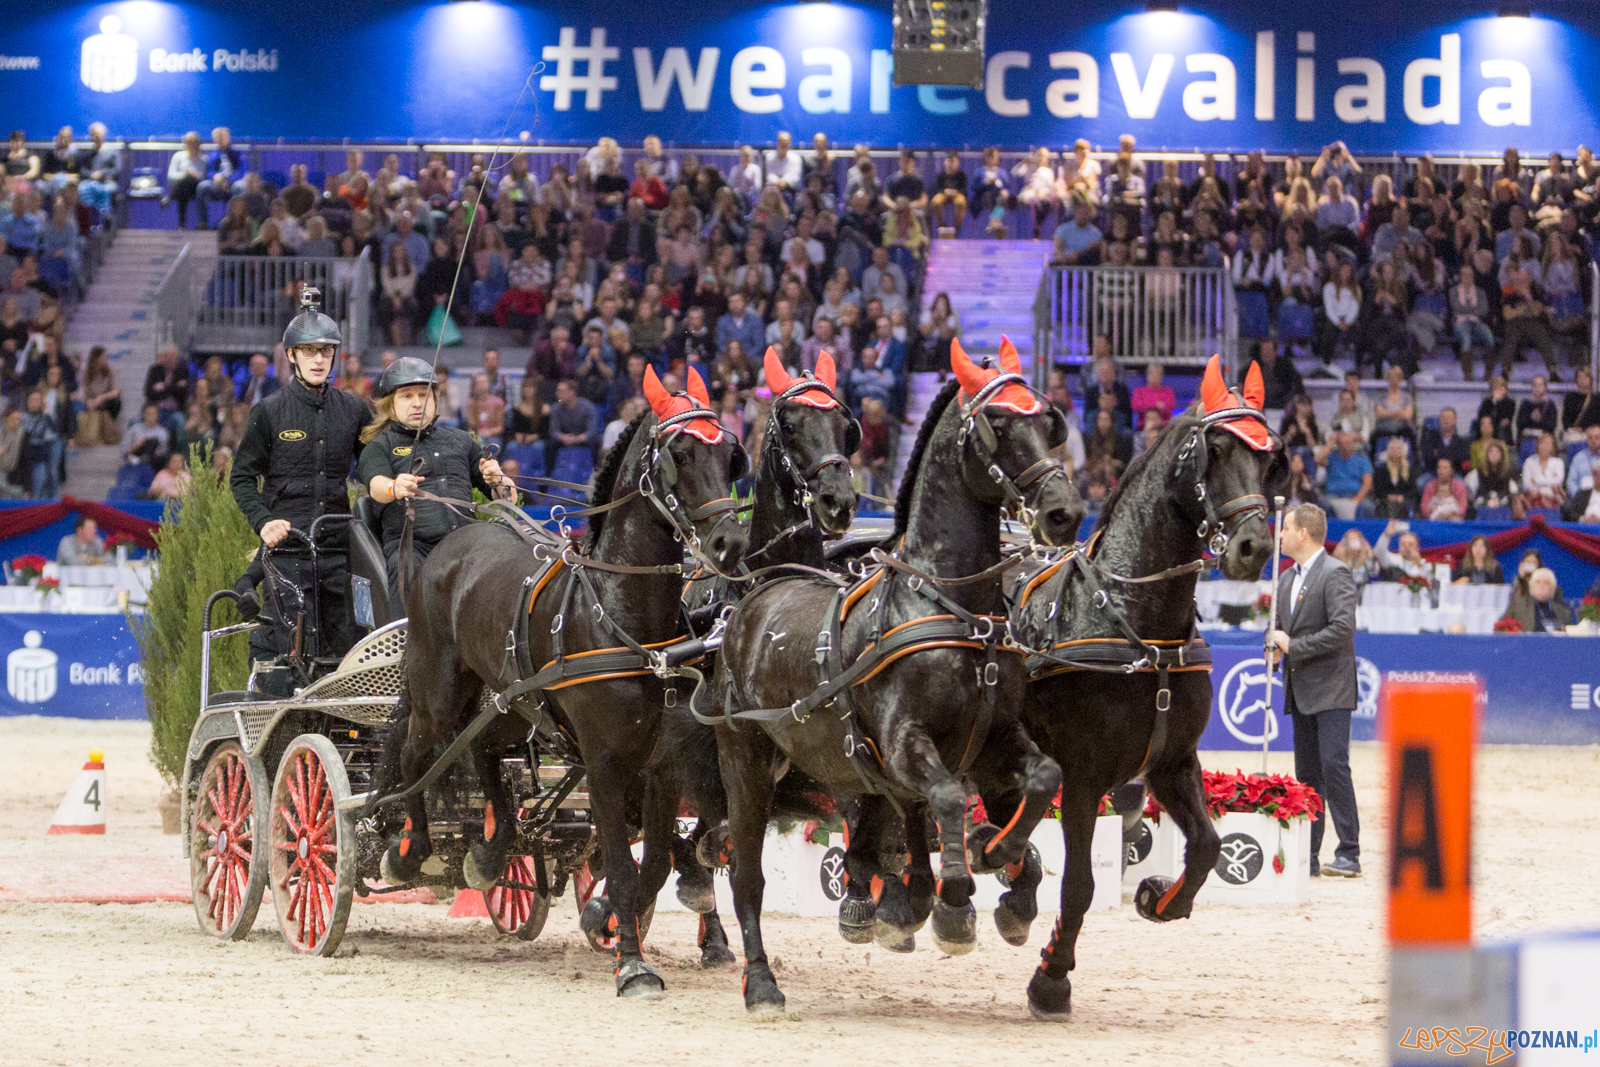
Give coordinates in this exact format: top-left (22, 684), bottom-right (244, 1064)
top-left (235, 590), bottom-right (260, 622)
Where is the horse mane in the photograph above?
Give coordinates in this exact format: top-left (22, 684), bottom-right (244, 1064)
top-left (892, 377), bottom-right (962, 539)
top-left (1092, 412), bottom-right (1200, 538)
top-left (584, 409), bottom-right (650, 550)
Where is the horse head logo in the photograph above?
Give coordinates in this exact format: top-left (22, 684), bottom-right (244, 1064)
top-left (1217, 657), bottom-right (1280, 746)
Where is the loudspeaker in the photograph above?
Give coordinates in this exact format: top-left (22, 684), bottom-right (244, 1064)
top-left (892, 0), bottom-right (986, 88)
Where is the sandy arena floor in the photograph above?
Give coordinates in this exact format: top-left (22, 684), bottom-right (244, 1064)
top-left (1, 716), bottom-right (1597, 1067)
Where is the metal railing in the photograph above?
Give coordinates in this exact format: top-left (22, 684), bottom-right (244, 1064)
top-left (1046, 263), bottom-right (1236, 371)
top-left (153, 247), bottom-right (370, 356)
top-left (1591, 260), bottom-right (1600, 381)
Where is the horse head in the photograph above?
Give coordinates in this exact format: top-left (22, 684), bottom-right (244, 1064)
top-left (949, 337), bottom-right (1084, 546)
top-left (641, 366), bottom-right (750, 573)
top-left (1184, 355), bottom-right (1279, 580)
top-left (762, 347), bottom-right (859, 535)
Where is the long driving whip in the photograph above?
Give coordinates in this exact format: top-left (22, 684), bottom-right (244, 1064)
top-left (1262, 495), bottom-right (1286, 775)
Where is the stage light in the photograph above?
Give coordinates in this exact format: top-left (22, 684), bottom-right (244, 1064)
top-left (893, 0), bottom-right (986, 88)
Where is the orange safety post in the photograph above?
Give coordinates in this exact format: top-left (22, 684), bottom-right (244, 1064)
top-left (1384, 680), bottom-right (1477, 945)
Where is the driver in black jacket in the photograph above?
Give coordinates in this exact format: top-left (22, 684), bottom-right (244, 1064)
top-left (357, 356), bottom-right (514, 609)
top-left (229, 288), bottom-right (371, 684)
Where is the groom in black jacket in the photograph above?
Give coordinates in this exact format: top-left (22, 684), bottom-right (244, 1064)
top-left (1267, 503), bottom-right (1363, 877)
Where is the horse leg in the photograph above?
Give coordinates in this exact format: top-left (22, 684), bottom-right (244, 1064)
top-left (881, 723), bottom-right (978, 956)
top-left (1135, 751), bottom-right (1219, 923)
top-left (900, 802), bottom-right (936, 932)
top-left (587, 751), bottom-right (665, 998)
top-left (379, 688), bottom-right (444, 885)
top-left (966, 719), bottom-right (1063, 946)
top-left (672, 829), bottom-right (736, 967)
top-left (1026, 789), bottom-right (1098, 1021)
top-left (716, 723), bottom-right (783, 1014)
top-left (463, 734), bottom-right (514, 892)
top-left (840, 794), bottom-right (915, 952)
top-left (673, 820), bottom-right (718, 913)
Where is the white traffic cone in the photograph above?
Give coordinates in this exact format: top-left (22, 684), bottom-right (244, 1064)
top-left (48, 748), bottom-right (107, 835)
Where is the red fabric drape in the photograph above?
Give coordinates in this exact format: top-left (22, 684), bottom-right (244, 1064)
top-left (1415, 513), bottom-right (1600, 567)
top-left (0, 496), bottom-right (160, 550)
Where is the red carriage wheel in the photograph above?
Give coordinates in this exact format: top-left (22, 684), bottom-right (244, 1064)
top-left (268, 734), bottom-right (356, 956)
top-left (189, 742), bottom-right (269, 941)
top-left (485, 855), bottom-right (551, 941)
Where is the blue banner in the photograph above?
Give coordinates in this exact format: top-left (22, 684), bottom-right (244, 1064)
top-left (0, 0), bottom-right (1592, 153)
top-left (0, 613), bottom-right (145, 720)
top-left (1201, 630), bottom-right (1600, 751)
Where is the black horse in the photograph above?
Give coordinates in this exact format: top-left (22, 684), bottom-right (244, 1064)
top-left (998, 357), bottom-right (1282, 1020)
top-left (377, 368), bottom-right (748, 997)
top-left (704, 341), bottom-right (1084, 1014)
top-left (631, 347), bottom-right (861, 968)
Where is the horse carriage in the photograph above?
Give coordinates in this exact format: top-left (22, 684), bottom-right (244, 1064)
top-left (180, 341), bottom-right (1284, 1019)
top-left (179, 508), bottom-right (607, 957)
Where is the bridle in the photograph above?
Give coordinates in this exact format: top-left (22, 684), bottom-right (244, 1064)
top-left (764, 373), bottom-right (856, 528)
top-left (954, 372), bottom-right (1068, 537)
top-left (639, 404), bottom-right (744, 576)
top-left (1174, 405), bottom-right (1277, 558)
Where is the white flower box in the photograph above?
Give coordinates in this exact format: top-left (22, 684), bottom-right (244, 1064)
top-left (1175, 811), bottom-right (1312, 906)
top-left (1122, 815), bottom-right (1184, 886)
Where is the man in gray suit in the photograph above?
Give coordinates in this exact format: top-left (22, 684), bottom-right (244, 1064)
top-left (1267, 503), bottom-right (1362, 877)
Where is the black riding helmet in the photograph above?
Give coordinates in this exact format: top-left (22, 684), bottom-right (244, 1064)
top-left (377, 356), bottom-right (440, 399)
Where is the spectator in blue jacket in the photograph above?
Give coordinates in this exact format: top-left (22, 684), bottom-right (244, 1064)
top-left (715, 292), bottom-right (765, 358)
top-left (196, 126), bottom-right (246, 230)
top-left (848, 346), bottom-right (896, 415)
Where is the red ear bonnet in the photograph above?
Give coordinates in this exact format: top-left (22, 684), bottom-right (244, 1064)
top-left (952, 336), bottom-right (1041, 415)
top-left (644, 365), bottom-right (725, 443)
top-left (1200, 354), bottom-right (1272, 450)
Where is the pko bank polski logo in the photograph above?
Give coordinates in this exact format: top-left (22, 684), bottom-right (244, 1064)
top-left (7, 630), bottom-right (57, 702)
top-left (81, 15), bottom-right (279, 92)
top-left (1217, 656), bottom-right (1382, 744)
top-left (81, 16), bottom-right (138, 93)
top-left (3, 629), bottom-right (144, 705)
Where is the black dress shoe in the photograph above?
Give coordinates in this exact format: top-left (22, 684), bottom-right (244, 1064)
top-left (1310, 860), bottom-right (1321, 878)
top-left (1324, 857), bottom-right (1361, 878)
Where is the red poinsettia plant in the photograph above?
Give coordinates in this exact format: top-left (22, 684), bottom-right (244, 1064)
top-left (1139, 770), bottom-right (1323, 828)
top-left (34, 575), bottom-right (61, 600)
top-left (103, 532), bottom-right (137, 550)
top-left (1494, 616), bottom-right (1524, 633)
top-left (11, 554), bottom-right (48, 583)
top-left (1253, 592), bottom-right (1274, 619)
top-left (1578, 596), bottom-right (1600, 625)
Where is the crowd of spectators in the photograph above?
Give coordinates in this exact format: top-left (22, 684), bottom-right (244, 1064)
top-left (1034, 140), bottom-right (1597, 382)
top-left (135, 129), bottom-right (997, 497)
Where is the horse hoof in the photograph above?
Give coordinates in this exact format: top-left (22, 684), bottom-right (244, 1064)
top-left (838, 896), bottom-right (875, 945)
top-left (696, 823), bottom-right (733, 869)
top-left (676, 876), bottom-right (717, 914)
top-left (580, 896), bottom-right (617, 954)
top-left (380, 844), bottom-right (422, 886)
top-left (993, 900), bottom-right (1035, 947)
top-left (1134, 876), bottom-right (1184, 923)
top-left (874, 919), bottom-right (916, 954)
top-left (462, 850), bottom-right (502, 893)
top-left (931, 899), bottom-right (978, 956)
top-left (616, 959), bottom-right (666, 999)
top-left (742, 968), bottom-right (786, 1016)
top-left (1026, 969), bottom-right (1072, 1021)
top-left (700, 942), bottom-right (736, 968)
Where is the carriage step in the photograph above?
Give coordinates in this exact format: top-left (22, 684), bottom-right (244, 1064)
top-left (339, 791), bottom-right (375, 811)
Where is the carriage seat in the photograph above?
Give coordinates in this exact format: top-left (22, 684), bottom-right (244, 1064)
top-left (349, 496), bottom-right (399, 629)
